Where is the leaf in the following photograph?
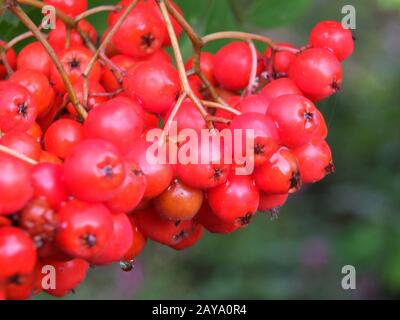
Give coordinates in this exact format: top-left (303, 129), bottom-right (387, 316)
top-left (245, 0), bottom-right (311, 28)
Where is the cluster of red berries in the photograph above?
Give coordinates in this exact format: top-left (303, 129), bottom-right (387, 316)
top-left (0, 0), bottom-right (354, 300)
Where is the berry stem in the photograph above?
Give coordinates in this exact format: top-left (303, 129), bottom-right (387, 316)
top-left (0, 46), bottom-right (13, 77)
top-left (243, 40), bottom-right (258, 96)
top-left (0, 145), bottom-right (38, 166)
top-left (164, 0), bottom-right (225, 105)
top-left (5, 28), bottom-right (46, 49)
top-left (201, 100), bottom-right (241, 116)
top-left (157, 0), bottom-right (213, 131)
top-left (8, 2), bottom-right (88, 119)
top-left (74, 5), bottom-right (122, 22)
top-left (161, 92), bottom-right (187, 143)
top-left (81, 0), bottom-right (138, 109)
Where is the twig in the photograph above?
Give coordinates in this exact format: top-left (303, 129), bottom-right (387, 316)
top-left (74, 5), bottom-right (121, 22)
top-left (202, 100), bottom-right (241, 116)
top-left (6, 28), bottom-right (46, 49)
top-left (8, 2), bottom-right (87, 119)
top-left (243, 40), bottom-right (258, 96)
top-left (0, 145), bottom-right (38, 166)
top-left (161, 93), bottom-right (187, 143)
top-left (0, 46), bottom-right (13, 77)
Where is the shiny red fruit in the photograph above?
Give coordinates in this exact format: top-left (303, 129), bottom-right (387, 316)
top-left (64, 139), bottom-right (126, 202)
top-left (185, 52), bottom-right (217, 85)
top-left (44, 0), bottom-right (88, 17)
top-left (123, 216), bottom-right (147, 260)
top-left (258, 193), bottom-right (289, 211)
top-left (170, 223), bottom-right (203, 251)
top-left (17, 42), bottom-right (51, 77)
top-left (0, 131), bottom-right (41, 161)
top-left (265, 42), bottom-right (297, 74)
top-left (261, 78), bottom-right (302, 106)
top-left (196, 202), bottom-right (242, 234)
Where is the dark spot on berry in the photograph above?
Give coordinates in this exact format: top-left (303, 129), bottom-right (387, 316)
top-left (174, 220), bottom-right (181, 227)
top-left (352, 35), bottom-right (356, 41)
top-left (8, 274), bottom-right (23, 285)
top-left (82, 234), bottom-right (97, 248)
top-left (173, 230), bottom-right (187, 242)
top-left (254, 143), bottom-right (265, 155)
top-left (304, 111), bottom-right (314, 122)
top-left (238, 213), bottom-right (253, 226)
top-left (120, 260), bottom-right (135, 272)
top-left (141, 33), bottom-right (155, 48)
top-left (289, 171), bottom-right (302, 192)
top-left (213, 168), bottom-right (223, 180)
top-left (325, 162), bottom-right (335, 175)
top-left (133, 169), bottom-right (144, 177)
top-left (101, 164), bottom-right (114, 178)
top-left (18, 102), bottom-right (29, 118)
top-left (331, 79), bottom-right (341, 92)
top-left (68, 57), bottom-right (81, 69)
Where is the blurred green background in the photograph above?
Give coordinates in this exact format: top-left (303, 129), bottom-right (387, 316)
top-left (2, 0), bottom-right (400, 299)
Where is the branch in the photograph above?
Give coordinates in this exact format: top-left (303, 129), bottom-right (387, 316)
top-left (201, 100), bottom-right (241, 116)
top-left (6, 28), bottom-right (46, 49)
top-left (0, 145), bottom-right (38, 165)
top-left (8, 2), bottom-right (87, 119)
top-left (0, 46), bottom-right (13, 77)
top-left (74, 5), bottom-right (121, 22)
top-left (243, 40), bottom-right (258, 96)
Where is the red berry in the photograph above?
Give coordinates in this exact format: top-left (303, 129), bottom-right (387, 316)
top-left (265, 42), bottom-right (297, 74)
top-left (310, 20), bottom-right (354, 61)
top-left (83, 96), bottom-right (144, 154)
top-left (258, 192), bottom-right (288, 211)
top-left (170, 223), bottom-right (203, 251)
top-left (105, 160), bottom-right (147, 213)
top-left (56, 200), bottom-right (114, 259)
top-left (66, 80), bottom-right (108, 116)
top-left (44, 0), bottom-right (88, 17)
top-left (31, 163), bottom-right (68, 209)
top-left (177, 135), bottom-right (232, 190)
top-left (44, 119), bottom-right (84, 159)
top-left (236, 94), bottom-right (270, 115)
top-left (166, 98), bottom-right (206, 134)
top-left (185, 52), bottom-right (217, 85)
top-left (123, 216), bottom-right (147, 260)
top-left (112, 5), bottom-right (166, 59)
top-left (196, 202), bottom-right (242, 234)
top-left (154, 179), bottom-right (204, 221)
top-left (135, 208), bottom-right (196, 246)
top-left (0, 41), bottom-right (16, 79)
top-left (207, 174), bottom-right (260, 223)
top-left (213, 41), bottom-right (263, 91)
top-left (50, 46), bottom-right (101, 93)
top-left (89, 213), bottom-right (133, 265)
top-left (0, 227), bottom-right (37, 279)
top-left (64, 139), bottom-right (126, 202)
top-left (0, 153), bottom-right (34, 215)
top-left (0, 82), bottom-right (37, 133)
top-left (17, 42), bottom-right (51, 77)
top-left (0, 131), bottom-right (41, 161)
top-left (126, 139), bottom-right (174, 199)
top-left (40, 258), bottom-right (89, 297)
top-left (289, 48), bottom-right (342, 101)
top-left (261, 76), bottom-right (302, 102)
top-left (26, 122), bottom-right (43, 143)
top-left (10, 69), bottom-right (55, 117)
top-left (293, 139), bottom-right (334, 183)
top-left (124, 60), bottom-right (180, 113)
top-left (39, 150), bottom-right (63, 165)
top-left (101, 55), bottom-right (137, 93)
top-left (267, 94), bottom-right (327, 148)
top-left (230, 112), bottom-right (280, 167)
top-left (4, 271), bottom-right (37, 300)
top-left (254, 147), bottom-right (302, 194)
top-left (48, 20), bottom-right (97, 52)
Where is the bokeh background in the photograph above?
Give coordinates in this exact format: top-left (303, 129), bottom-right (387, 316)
top-left (2, 0), bottom-right (400, 299)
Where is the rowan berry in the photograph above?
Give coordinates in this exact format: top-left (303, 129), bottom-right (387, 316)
top-left (17, 42), bottom-right (51, 77)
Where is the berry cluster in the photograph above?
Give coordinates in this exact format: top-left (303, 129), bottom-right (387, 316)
top-left (0, 0), bottom-right (354, 300)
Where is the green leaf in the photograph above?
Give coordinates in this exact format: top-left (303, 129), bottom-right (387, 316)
top-left (245, 0), bottom-right (311, 28)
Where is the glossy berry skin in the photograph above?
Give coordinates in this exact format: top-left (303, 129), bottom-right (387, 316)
top-left (196, 202), bottom-right (242, 234)
top-left (310, 20), bottom-right (354, 61)
top-left (101, 55), bottom-right (137, 93)
top-left (267, 94), bottom-right (327, 148)
top-left (44, 0), bottom-right (88, 17)
top-left (4, 271), bottom-right (37, 300)
top-left (213, 41), bottom-right (263, 91)
top-left (0, 227), bottom-right (37, 279)
top-left (170, 223), bottom-right (204, 251)
top-left (26, 122), bottom-right (43, 143)
top-left (48, 20), bottom-right (97, 52)
top-left (10, 69), bottom-right (55, 117)
top-left (207, 174), bottom-right (260, 223)
top-left (40, 258), bottom-right (89, 297)
top-left (126, 139), bottom-right (174, 199)
top-left (17, 42), bottom-right (52, 77)
top-left (177, 135), bottom-right (232, 190)
top-left (31, 163), bottom-right (68, 209)
top-left (185, 52), bottom-right (217, 85)
top-left (44, 119), bottom-right (84, 159)
top-left (56, 200), bottom-right (114, 259)
top-left (237, 94), bottom-right (270, 115)
top-left (0, 131), bottom-right (41, 161)
top-left (64, 139), bottom-right (126, 202)
top-left (83, 96), bottom-right (144, 154)
top-left (123, 216), bottom-right (147, 261)
top-left (265, 42), bottom-right (297, 74)
top-left (230, 112), bottom-right (280, 167)
top-left (261, 78), bottom-right (302, 107)
top-left (0, 83), bottom-right (37, 133)
top-left (50, 46), bottom-right (101, 93)
top-left (258, 193), bottom-right (288, 211)
top-left (0, 153), bottom-right (34, 215)
top-left (112, 5), bottom-right (166, 59)
top-left (124, 60), bottom-right (180, 114)
top-left (166, 98), bottom-right (206, 133)
top-left (293, 139), bottom-right (334, 183)
top-left (154, 179), bottom-right (204, 221)
top-left (105, 160), bottom-right (147, 213)
top-left (66, 80), bottom-right (108, 116)
top-left (135, 209), bottom-right (196, 246)
top-left (254, 147), bottom-right (302, 194)
top-left (89, 213), bottom-right (133, 265)
top-left (0, 41), bottom-right (16, 79)
top-left (289, 48), bottom-right (342, 101)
